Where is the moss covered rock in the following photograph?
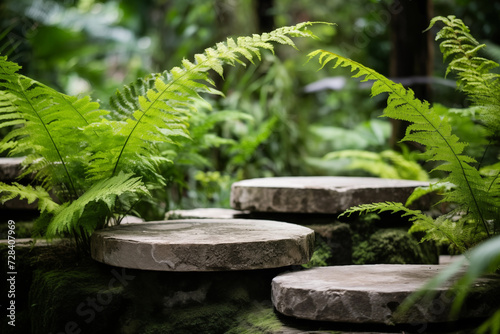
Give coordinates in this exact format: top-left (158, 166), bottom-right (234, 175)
top-left (352, 228), bottom-right (439, 264)
top-left (28, 260), bottom-right (128, 334)
top-left (226, 304), bottom-right (283, 334)
top-left (306, 223), bottom-right (352, 266)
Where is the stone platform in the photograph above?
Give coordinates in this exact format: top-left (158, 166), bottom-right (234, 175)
top-left (165, 208), bottom-right (248, 220)
top-left (272, 264), bottom-right (500, 325)
top-left (0, 157), bottom-right (40, 213)
top-left (91, 219), bottom-right (314, 271)
top-left (231, 176), bottom-right (429, 214)
top-left (0, 157), bottom-right (25, 181)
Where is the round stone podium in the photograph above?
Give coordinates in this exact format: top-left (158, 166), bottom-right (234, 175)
top-left (231, 176), bottom-right (429, 214)
top-left (91, 219), bottom-right (314, 271)
top-left (272, 265), bottom-right (500, 325)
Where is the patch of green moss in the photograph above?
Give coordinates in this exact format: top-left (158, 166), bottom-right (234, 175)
top-left (303, 237), bottom-right (330, 268)
top-left (352, 228), bottom-right (438, 264)
top-left (226, 304), bottom-right (282, 334)
top-left (0, 221), bottom-right (34, 238)
top-left (29, 265), bottom-right (127, 334)
top-left (138, 302), bottom-right (239, 334)
top-left (0, 242), bottom-right (292, 334)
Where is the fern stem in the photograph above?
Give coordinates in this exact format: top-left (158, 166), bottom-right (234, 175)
top-left (20, 75), bottom-right (97, 128)
top-left (112, 46), bottom-right (235, 176)
top-left (109, 23), bottom-right (319, 177)
top-left (487, 170), bottom-right (500, 193)
top-left (478, 139), bottom-right (492, 170)
top-left (445, 27), bottom-right (495, 237)
top-left (111, 57), bottom-right (199, 178)
top-left (357, 59), bottom-right (491, 238)
top-left (448, 24), bottom-right (500, 107)
top-left (17, 78), bottom-right (79, 200)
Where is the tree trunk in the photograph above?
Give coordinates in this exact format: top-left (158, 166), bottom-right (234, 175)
top-left (389, 0), bottom-right (434, 150)
top-left (256, 0), bottom-right (275, 33)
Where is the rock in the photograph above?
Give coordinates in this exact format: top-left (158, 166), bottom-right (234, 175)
top-left (352, 228), bottom-right (438, 264)
top-left (272, 265), bottom-right (500, 325)
top-left (91, 219), bottom-right (315, 271)
top-left (0, 241), bottom-right (290, 334)
top-left (0, 157), bottom-right (42, 215)
top-left (165, 208), bottom-right (248, 220)
top-left (119, 215), bottom-right (145, 224)
top-left (231, 176), bottom-right (429, 214)
top-left (306, 223), bottom-right (352, 265)
top-left (0, 157), bottom-right (25, 181)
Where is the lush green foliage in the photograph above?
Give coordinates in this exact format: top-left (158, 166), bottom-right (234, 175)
top-left (310, 15), bottom-right (500, 333)
top-left (0, 22), bottom-right (322, 249)
top-left (310, 15), bottom-right (500, 253)
top-left (323, 148), bottom-right (429, 181)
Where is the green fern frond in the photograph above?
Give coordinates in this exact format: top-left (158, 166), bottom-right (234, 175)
top-left (0, 182), bottom-right (59, 213)
top-left (0, 23), bottom-right (326, 248)
top-left (323, 149), bottom-right (429, 180)
top-left (339, 201), bottom-right (428, 220)
top-left (46, 172), bottom-right (148, 238)
top-left (405, 182), bottom-right (451, 207)
top-left (340, 201), bottom-right (466, 251)
top-left (0, 56), bottom-right (108, 198)
top-left (309, 49), bottom-right (495, 238)
top-left (94, 23), bottom-right (324, 183)
top-left (427, 16), bottom-right (500, 133)
top-left (0, 90), bottom-right (24, 130)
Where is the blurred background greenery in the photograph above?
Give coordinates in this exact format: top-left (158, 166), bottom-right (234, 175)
top-left (1, 0), bottom-right (499, 219)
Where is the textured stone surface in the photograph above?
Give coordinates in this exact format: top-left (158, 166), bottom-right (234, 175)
top-left (165, 208), bottom-right (248, 220)
top-left (91, 219), bottom-right (315, 271)
top-left (307, 223), bottom-right (352, 265)
top-left (119, 215), bottom-right (145, 224)
top-left (0, 157), bottom-right (39, 211)
top-left (272, 265), bottom-right (500, 324)
top-left (231, 177), bottom-right (429, 214)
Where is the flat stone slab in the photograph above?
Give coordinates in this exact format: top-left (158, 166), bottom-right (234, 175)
top-left (231, 177), bottom-right (429, 214)
top-left (165, 208), bottom-right (248, 220)
top-left (91, 219), bottom-right (314, 271)
top-left (0, 157), bottom-right (26, 181)
top-left (272, 265), bottom-right (500, 325)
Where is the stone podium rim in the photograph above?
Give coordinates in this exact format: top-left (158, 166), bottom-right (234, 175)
top-left (90, 219), bottom-right (315, 272)
top-left (231, 176), bottom-right (430, 214)
top-left (271, 264), bottom-right (500, 325)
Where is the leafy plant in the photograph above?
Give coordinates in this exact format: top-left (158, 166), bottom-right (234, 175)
top-left (309, 15), bottom-right (499, 253)
top-left (309, 15), bottom-right (499, 333)
top-left (0, 22), bottom-right (323, 250)
top-left (323, 148), bottom-right (429, 181)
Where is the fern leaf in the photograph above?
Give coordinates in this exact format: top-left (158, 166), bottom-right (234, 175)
top-left (427, 16), bottom-right (500, 133)
top-left (323, 149), bottom-right (428, 180)
top-left (309, 49), bottom-right (495, 238)
top-left (340, 201), bottom-right (466, 251)
top-left (339, 201), bottom-right (428, 219)
top-left (46, 172), bottom-right (148, 238)
top-left (405, 182), bottom-right (451, 207)
top-left (95, 23), bottom-right (324, 183)
top-left (0, 56), bottom-right (108, 199)
top-left (0, 182), bottom-right (59, 213)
